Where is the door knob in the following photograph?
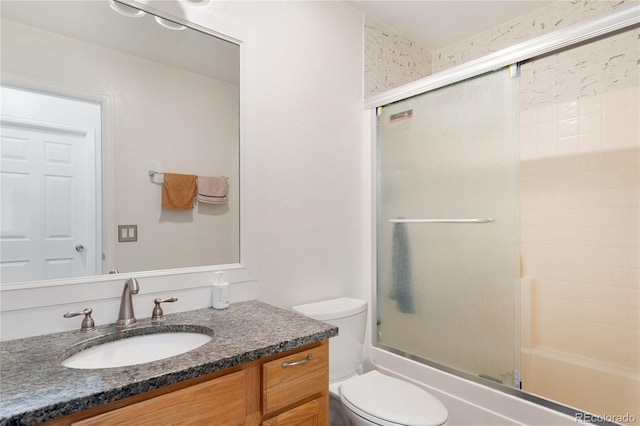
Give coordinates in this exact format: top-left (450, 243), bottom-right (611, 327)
top-left (75, 244), bottom-right (85, 252)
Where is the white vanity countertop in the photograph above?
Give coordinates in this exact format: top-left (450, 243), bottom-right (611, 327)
top-left (0, 300), bottom-right (338, 425)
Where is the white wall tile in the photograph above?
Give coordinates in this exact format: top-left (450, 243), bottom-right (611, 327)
top-left (519, 83), bottom-right (638, 412)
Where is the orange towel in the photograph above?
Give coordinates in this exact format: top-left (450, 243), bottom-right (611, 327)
top-left (162, 173), bottom-right (197, 210)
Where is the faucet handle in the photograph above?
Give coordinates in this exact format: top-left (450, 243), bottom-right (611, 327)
top-left (63, 308), bottom-right (96, 333)
top-left (151, 297), bottom-right (178, 324)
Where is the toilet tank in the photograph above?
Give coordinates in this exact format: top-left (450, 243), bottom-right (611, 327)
top-left (292, 297), bottom-right (367, 382)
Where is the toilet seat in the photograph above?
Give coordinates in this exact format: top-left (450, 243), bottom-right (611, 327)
top-left (339, 371), bottom-right (448, 426)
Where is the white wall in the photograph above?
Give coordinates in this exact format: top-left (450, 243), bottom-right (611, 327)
top-left (221, 1), bottom-right (365, 308)
top-left (0, 0), bottom-right (365, 339)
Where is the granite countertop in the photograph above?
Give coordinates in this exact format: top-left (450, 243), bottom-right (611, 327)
top-left (0, 300), bottom-right (338, 426)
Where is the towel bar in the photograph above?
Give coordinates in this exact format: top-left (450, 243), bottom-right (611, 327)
top-left (389, 218), bottom-right (494, 224)
top-left (148, 170), bottom-right (164, 178)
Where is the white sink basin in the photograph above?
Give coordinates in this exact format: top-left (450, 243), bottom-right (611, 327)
top-left (62, 331), bottom-right (212, 369)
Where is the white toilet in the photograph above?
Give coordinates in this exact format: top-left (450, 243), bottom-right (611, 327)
top-left (292, 297), bottom-right (449, 426)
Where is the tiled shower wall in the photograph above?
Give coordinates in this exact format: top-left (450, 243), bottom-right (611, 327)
top-left (519, 84), bottom-right (639, 419)
top-left (515, 6), bottom-right (639, 420)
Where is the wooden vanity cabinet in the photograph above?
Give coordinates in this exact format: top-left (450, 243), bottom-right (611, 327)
top-left (71, 370), bottom-right (249, 426)
top-left (45, 340), bottom-right (329, 426)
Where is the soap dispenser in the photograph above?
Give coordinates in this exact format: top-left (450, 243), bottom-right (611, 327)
top-left (212, 271), bottom-right (229, 309)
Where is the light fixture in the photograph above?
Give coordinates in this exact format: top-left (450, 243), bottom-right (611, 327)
top-left (154, 16), bottom-right (187, 31)
top-left (184, 0), bottom-right (210, 5)
top-left (108, 0), bottom-right (187, 31)
top-left (108, 0), bottom-right (146, 18)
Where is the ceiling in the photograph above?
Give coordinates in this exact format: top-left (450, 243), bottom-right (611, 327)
top-left (1, 1), bottom-right (555, 81)
top-left (346, 0), bottom-right (555, 51)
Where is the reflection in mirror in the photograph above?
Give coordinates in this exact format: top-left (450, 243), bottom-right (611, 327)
top-left (0, 0), bottom-right (240, 285)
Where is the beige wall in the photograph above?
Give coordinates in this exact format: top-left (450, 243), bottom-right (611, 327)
top-left (1, 19), bottom-right (240, 274)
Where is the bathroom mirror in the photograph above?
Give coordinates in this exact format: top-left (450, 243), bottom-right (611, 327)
top-left (0, 0), bottom-right (240, 285)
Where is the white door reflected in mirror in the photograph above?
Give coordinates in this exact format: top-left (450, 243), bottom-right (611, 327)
top-left (0, 86), bottom-right (101, 283)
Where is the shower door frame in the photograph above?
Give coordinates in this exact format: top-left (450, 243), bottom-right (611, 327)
top-left (365, 4), bottom-right (640, 422)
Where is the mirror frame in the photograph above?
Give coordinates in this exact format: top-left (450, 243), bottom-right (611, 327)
top-left (0, 0), bottom-right (256, 310)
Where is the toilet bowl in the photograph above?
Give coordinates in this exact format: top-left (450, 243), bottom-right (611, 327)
top-left (292, 298), bottom-right (448, 426)
top-left (338, 371), bottom-right (448, 426)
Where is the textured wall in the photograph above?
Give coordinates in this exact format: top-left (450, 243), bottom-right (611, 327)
top-left (363, 15), bottom-right (431, 97)
top-left (431, 0), bottom-right (637, 74)
top-left (364, 0), bottom-right (638, 103)
top-left (519, 25), bottom-right (639, 110)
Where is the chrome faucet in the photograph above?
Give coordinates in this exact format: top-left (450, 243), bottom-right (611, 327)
top-left (116, 277), bottom-right (139, 329)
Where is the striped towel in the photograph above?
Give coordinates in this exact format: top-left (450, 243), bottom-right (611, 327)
top-left (197, 176), bottom-right (229, 204)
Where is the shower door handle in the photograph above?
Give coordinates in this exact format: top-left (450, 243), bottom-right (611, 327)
top-left (389, 218), bottom-right (494, 224)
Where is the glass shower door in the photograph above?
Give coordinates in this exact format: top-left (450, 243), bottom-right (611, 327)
top-left (376, 67), bottom-right (520, 386)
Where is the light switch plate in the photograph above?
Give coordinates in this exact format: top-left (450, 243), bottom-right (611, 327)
top-left (118, 225), bottom-right (137, 242)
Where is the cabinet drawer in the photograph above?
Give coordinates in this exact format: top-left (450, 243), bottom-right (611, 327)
top-left (262, 396), bottom-right (327, 426)
top-left (72, 370), bottom-right (247, 426)
top-left (262, 344), bottom-right (328, 415)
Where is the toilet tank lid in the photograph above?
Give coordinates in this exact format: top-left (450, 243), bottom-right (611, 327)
top-left (292, 297), bottom-right (367, 320)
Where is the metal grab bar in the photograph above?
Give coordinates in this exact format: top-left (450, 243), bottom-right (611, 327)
top-left (389, 218), bottom-right (494, 224)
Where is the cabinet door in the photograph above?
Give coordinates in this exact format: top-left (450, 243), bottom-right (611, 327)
top-left (71, 370), bottom-right (247, 426)
top-left (262, 397), bottom-right (327, 426)
top-left (262, 344), bottom-right (328, 415)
